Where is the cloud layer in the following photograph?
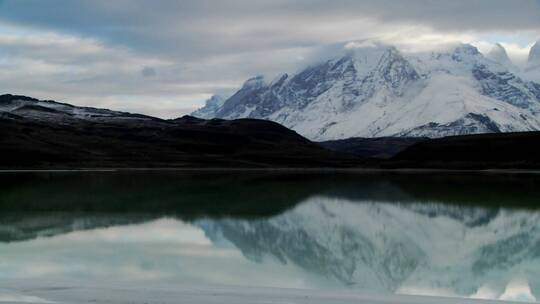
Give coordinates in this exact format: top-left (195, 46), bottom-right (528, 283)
top-left (0, 0), bottom-right (539, 117)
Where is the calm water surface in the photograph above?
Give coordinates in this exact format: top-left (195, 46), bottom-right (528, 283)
top-left (1, 171), bottom-right (540, 302)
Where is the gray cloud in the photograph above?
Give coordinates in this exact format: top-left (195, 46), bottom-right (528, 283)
top-left (1, 0), bottom-right (539, 59)
top-left (141, 67), bottom-right (157, 77)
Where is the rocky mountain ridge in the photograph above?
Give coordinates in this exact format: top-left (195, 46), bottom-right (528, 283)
top-left (194, 42), bottom-right (540, 140)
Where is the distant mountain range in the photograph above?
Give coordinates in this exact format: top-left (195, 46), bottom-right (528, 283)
top-left (193, 41), bottom-right (540, 141)
top-left (3, 93), bottom-right (540, 169)
top-left (0, 94), bottom-right (356, 168)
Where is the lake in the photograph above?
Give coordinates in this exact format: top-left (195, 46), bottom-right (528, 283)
top-left (1, 171), bottom-right (540, 303)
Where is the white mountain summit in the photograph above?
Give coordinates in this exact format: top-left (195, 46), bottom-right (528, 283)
top-left (486, 43), bottom-right (514, 69)
top-left (528, 40), bottom-right (540, 70)
top-left (193, 42), bottom-right (540, 140)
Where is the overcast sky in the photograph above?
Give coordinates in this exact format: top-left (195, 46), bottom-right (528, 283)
top-left (0, 0), bottom-right (539, 118)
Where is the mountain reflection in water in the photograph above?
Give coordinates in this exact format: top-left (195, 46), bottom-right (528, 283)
top-left (1, 171), bottom-right (540, 302)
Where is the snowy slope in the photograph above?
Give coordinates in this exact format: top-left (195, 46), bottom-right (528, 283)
top-left (0, 94), bottom-right (156, 123)
top-left (524, 41), bottom-right (540, 83)
top-left (193, 42), bottom-right (540, 140)
top-left (486, 43), bottom-right (514, 69)
top-left (191, 95), bottom-right (225, 119)
top-left (528, 41), bottom-right (540, 69)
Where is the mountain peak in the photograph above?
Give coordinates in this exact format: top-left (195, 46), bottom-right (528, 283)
top-left (241, 75), bottom-right (266, 90)
top-left (339, 43), bottom-right (399, 77)
top-left (456, 43), bottom-right (480, 53)
top-left (191, 42), bottom-right (540, 140)
top-left (529, 40), bottom-right (540, 66)
top-left (451, 44), bottom-right (480, 62)
top-left (486, 43), bottom-right (513, 67)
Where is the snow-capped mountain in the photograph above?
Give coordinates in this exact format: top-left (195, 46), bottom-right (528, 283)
top-left (526, 40), bottom-right (540, 80)
top-left (528, 40), bottom-right (540, 70)
top-left (191, 95), bottom-right (225, 119)
top-left (193, 42), bottom-right (540, 140)
top-left (197, 196), bottom-right (540, 301)
top-left (486, 43), bottom-right (514, 70)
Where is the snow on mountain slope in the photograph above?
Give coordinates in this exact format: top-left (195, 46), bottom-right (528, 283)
top-left (524, 40), bottom-right (540, 83)
top-left (0, 94), bottom-right (156, 123)
top-left (191, 95), bottom-right (225, 119)
top-left (528, 41), bottom-right (540, 69)
top-left (198, 196), bottom-right (540, 301)
top-left (486, 43), bottom-right (514, 69)
top-left (193, 42), bottom-right (540, 140)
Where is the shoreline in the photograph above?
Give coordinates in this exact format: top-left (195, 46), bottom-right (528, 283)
top-left (1, 167), bottom-right (540, 175)
top-left (0, 279), bottom-right (526, 304)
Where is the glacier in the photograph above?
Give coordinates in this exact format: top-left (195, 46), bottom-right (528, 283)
top-left (193, 42), bottom-right (540, 140)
